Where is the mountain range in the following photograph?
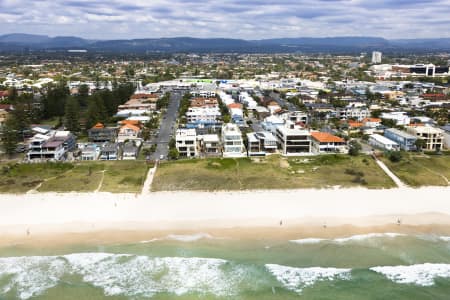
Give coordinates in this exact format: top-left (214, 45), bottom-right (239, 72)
top-left (1, 33), bottom-right (450, 53)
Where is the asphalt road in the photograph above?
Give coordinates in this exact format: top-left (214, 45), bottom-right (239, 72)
top-left (151, 92), bottom-right (181, 160)
top-left (270, 92), bottom-right (298, 112)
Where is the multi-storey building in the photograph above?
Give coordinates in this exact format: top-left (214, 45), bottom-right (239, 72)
top-left (198, 134), bottom-right (221, 157)
top-left (384, 128), bottom-right (417, 151)
top-left (406, 125), bottom-right (444, 151)
top-left (246, 131), bottom-right (278, 156)
top-left (275, 122), bottom-right (312, 156)
top-left (27, 131), bottom-right (76, 161)
top-left (221, 123), bottom-right (245, 157)
top-left (175, 129), bottom-right (198, 158)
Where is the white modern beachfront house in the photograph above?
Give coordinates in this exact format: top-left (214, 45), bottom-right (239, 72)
top-left (221, 123), bottom-right (246, 157)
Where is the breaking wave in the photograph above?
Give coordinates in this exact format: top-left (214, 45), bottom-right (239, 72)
top-left (0, 253), bottom-right (242, 299)
top-left (265, 264), bottom-right (351, 294)
top-left (370, 263), bottom-right (450, 286)
top-left (290, 233), bottom-right (405, 245)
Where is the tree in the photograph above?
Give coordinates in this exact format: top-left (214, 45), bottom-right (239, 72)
top-left (85, 94), bottom-right (108, 130)
top-left (0, 118), bottom-right (19, 157)
top-left (42, 84), bottom-right (70, 119)
top-left (415, 139), bottom-right (426, 152)
top-left (168, 148), bottom-right (179, 160)
top-left (387, 151), bottom-right (402, 162)
top-left (168, 138), bottom-right (176, 149)
top-left (348, 140), bottom-right (362, 156)
top-left (64, 97), bottom-right (80, 133)
top-left (77, 84), bottom-right (89, 107)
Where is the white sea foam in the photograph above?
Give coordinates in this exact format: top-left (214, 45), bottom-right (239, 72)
top-left (265, 264), bottom-right (351, 294)
top-left (439, 236), bottom-right (450, 242)
top-left (333, 233), bottom-right (405, 243)
top-left (0, 256), bottom-right (67, 300)
top-left (139, 233), bottom-right (216, 244)
top-left (290, 238), bottom-right (326, 245)
top-left (370, 264), bottom-right (450, 286)
top-left (0, 253), bottom-right (242, 299)
top-left (166, 233), bottom-right (216, 242)
top-left (290, 233), bottom-right (405, 245)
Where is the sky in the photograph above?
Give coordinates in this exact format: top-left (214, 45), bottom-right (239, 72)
top-left (0, 0), bottom-right (450, 40)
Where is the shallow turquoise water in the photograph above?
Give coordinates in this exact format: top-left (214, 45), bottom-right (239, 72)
top-left (1, 233), bottom-right (450, 299)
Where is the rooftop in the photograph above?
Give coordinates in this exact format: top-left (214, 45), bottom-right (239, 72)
top-left (311, 132), bottom-right (345, 143)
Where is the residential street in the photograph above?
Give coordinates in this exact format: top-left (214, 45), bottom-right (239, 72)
top-left (151, 91), bottom-right (181, 160)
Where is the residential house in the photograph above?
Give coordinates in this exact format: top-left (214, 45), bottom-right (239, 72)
top-left (280, 111), bottom-right (308, 125)
top-left (381, 112), bottom-right (410, 126)
top-left (384, 128), bottom-right (417, 151)
top-left (246, 131), bottom-right (278, 156)
top-left (122, 142), bottom-right (139, 160)
top-left (80, 144), bottom-right (101, 161)
top-left (406, 125), bottom-right (444, 151)
top-left (100, 143), bottom-right (119, 160)
top-left (198, 134), bottom-right (221, 157)
top-left (117, 123), bottom-right (142, 143)
top-left (267, 101), bottom-right (281, 114)
top-left (228, 103), bottom-right (245, 125)
top-left (221, 123), bottom-right (246, 157)
top-left (276, 121), bottom-right (312, 156)
top-left (88, 123), bottom-right (118, 143)
top-left (338, 105), bottom-right (370, 121)
top-left (311, 132), bottom-right (347, 154)
top-left (362, 118), bottom-right (382, 128)
top-left (369, 134), bottom-right (400, 151)
top-left (175, 129), bottom-right (198, 158)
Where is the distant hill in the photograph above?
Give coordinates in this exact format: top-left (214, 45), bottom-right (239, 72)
top-left (0, 33), bottom-right (450, 53)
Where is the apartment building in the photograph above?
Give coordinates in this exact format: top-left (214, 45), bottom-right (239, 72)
top-left (221, 123), bottom-right (246, 157)
top-left (175, 129), bottom-right (198, 158)
top-left (276, 122), bottom-right (312, 156)
top-left (384, 128), bottom-right (417, 151)
top-left (407, 125), bottom-right (445, 151)
top-left (27, 131), bottom-right (76, 161)
top-left (186, 98), bottom-right (221, 125)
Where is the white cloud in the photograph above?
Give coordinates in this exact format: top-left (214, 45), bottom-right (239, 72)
top-left (0, 0), bottom-right (449, 39)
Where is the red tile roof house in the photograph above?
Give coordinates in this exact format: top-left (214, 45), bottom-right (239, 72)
top-left (362, 118), bottom-right (382, 128)
top-left (311, 132), bottom-right (348, 154)
top-left (117, 123), bottom-right (142, 143)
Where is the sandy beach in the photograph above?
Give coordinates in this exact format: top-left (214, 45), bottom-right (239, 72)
top-left (1, 187), bottom-right (450, 246)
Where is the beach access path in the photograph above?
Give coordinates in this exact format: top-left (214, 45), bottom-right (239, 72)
top-left (141, 164), bottom-right (157, 195)
top-left (373, 156), bottom-right (407, 188)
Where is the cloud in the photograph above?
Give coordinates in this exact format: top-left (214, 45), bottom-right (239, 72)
top-left (0, 0), bottom-right (449, 39)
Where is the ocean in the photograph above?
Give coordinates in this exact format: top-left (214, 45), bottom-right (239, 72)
top-left (1, 233), bottom-right (450, 299)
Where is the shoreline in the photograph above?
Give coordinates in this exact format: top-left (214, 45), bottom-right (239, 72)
top-left (1, 187), bottom-right (450, 246)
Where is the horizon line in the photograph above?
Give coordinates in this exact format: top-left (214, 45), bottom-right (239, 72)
top-left (1, 33), bottom-right (450, 41)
